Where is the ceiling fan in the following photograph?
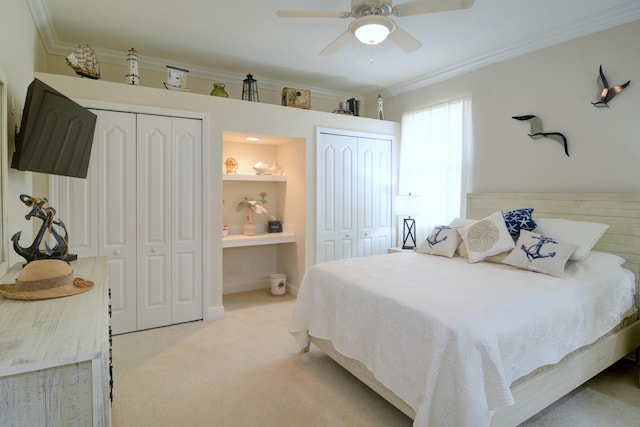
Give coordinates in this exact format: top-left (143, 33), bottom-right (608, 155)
top-left (276, 0), bottom-right (475, 56)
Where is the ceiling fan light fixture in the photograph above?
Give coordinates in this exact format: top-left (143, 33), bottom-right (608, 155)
top-left (350, 15), bottom-right (395, 46)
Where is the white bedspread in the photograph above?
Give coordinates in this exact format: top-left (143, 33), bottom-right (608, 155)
top-left (289, 251), bottom-right (636, 427)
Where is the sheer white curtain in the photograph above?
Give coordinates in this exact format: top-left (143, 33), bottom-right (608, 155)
top-left (398, 97), bottom-right (472, 242)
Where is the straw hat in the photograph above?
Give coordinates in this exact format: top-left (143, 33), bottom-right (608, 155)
top-left (0, 259), bottom-right (94, 300)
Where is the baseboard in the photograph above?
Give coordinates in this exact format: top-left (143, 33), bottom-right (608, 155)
top-left (287, 284), bottom-right (299, 297)
top-left (207, 305), bottom-right (224, 321)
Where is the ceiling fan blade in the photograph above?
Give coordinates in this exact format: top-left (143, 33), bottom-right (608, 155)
top-left (393, 0), bottom-right (474, 17)
top-left (388, 26), bottom-right (422, 52)
top-left (320, 30), bottom-right (353, 56)
top-left (276, 10), bottom-right (351, 18)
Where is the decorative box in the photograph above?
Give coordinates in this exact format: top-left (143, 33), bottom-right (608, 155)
top-left (268, 220), bottom-right (283, 233)
top-left (282, 87), bottom-right (311, 109)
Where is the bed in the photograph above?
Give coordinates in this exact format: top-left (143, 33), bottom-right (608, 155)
top-left (290, 193), bottom-right (640, 427)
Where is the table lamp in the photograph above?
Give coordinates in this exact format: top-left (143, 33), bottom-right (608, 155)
top-left (395, 193), bottom-right (423, 249)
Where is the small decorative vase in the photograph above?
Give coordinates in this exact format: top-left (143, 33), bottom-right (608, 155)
top-left (243, 223), bottom-right (257, 235)
top-left (210, 83), bottom-right (229, 98)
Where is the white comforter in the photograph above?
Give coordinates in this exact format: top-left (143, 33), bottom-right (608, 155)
top-left (289, 251), bottom-right (636, 427)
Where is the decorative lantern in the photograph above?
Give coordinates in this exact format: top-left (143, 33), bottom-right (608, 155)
top-left (242, 74), bottom-right (259, 102)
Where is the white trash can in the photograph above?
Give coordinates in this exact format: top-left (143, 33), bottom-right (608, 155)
top-left (270, 274), bottom-right (286, 296)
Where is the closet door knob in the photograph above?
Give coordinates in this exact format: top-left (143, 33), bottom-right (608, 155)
top-left (114, 250), bottom-right (121, 256)
top-left (151, 248), bottom-right (158, 253)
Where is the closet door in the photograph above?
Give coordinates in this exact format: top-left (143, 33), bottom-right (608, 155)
top-left (171, 117), bottom-right (203, 324)
top-left (316, 133), bottom-right (357, 262)
top-left (357, 137), bottom-right (392, 256)
top-left (49, 130), bottom-right (98, 258)
top-left (136, 114), bottom-right (172, 330)
top-left (96, 110), bottom-right (137, 334)
top-left (51, 110), bottom-right (138, 334)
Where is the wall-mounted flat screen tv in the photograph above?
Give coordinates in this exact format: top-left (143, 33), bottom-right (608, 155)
top-left (11, 78), bottom-right (96, 179)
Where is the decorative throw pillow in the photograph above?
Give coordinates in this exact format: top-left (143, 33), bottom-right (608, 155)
top-left (503, 208), bottom-right (537, 240)
top-left (416, 225), bottom-right (461, 257)
top-left (534, 218), bottom-right (609, 261)
top-left (502, 230), bottom-right (576, 277)
top-left (457, 211), bottom-right (515, 263)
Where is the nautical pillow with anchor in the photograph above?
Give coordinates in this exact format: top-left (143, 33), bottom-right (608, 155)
top-left (502, 230), bottom-right (576, 277)
top-left (416, 225), bottom-right (461, 257)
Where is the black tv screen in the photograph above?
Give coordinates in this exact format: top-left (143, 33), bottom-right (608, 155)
top-left (12, 78), bottom-right (97, 179)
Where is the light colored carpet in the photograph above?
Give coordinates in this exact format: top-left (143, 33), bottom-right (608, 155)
top-left (111, 290), bottom-right (640, 427)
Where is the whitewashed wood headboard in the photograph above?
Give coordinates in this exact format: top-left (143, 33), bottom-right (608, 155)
top-left (466, 193), bottom-right (640, 291)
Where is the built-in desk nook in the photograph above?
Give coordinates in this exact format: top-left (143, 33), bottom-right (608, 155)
top-left (0, 256), bottom-right (111, 426)
top-left (222, 133), bottom-right (302, 295)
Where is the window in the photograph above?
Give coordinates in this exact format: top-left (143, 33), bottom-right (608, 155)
top-left (398, 97), bottom-right (472, 240)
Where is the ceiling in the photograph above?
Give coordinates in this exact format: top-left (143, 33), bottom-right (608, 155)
top-left (29, 0), bottom-right (640, 99)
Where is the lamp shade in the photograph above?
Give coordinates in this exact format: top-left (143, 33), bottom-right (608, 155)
top-left (395, 194), bottom-right (424, 217)
top-left (349, 15), bottom-right (395, 46)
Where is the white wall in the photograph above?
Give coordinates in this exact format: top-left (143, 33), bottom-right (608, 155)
top-left (33, 72), bottom-right (399, 314)
top-left (385, 20), bottom-right (640, 194)
top-left (0, 1), bottom-right (49, 266)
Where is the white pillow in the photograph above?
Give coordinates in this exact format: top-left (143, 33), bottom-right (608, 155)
top-left (502, 230), bottom-right (576, 277)
top-left (449, 217), bottom-right (477, 228)
top-left (534, 218), bottom-right (609, 261)
top-left (448, 218), bottom-right (477, 257)
top-left (457, 211), bottom-right (515, 263)
top-left (416, 225), bottom-right (461, 257)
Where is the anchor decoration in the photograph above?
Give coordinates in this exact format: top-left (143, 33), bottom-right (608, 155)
top-left (521, 235), bottom-right (557, 262)
top-left (427, 226), bottom-right (451, 247)
top-left (11, 194), bottom-right (77, 264)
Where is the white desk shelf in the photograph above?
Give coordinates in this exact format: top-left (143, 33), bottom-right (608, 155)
top-left (222, 230), bottom-right (296, 248)
top-left (223, 174), bottom-right (287, 182)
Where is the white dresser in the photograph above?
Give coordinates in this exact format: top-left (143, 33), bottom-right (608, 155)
top-left (0, 256), bottom-right (111, 426)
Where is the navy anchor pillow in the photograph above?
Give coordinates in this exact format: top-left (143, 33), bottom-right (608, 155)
top-left (502, 230), bottom-right (575, 277)
top-left (503, 208), bottom-right (537, 240)
top-left (416, 225), bottom-right (461, 257)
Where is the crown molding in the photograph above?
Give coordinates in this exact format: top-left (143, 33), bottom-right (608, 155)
top-left (384, 3), bottom-right (640, 97)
